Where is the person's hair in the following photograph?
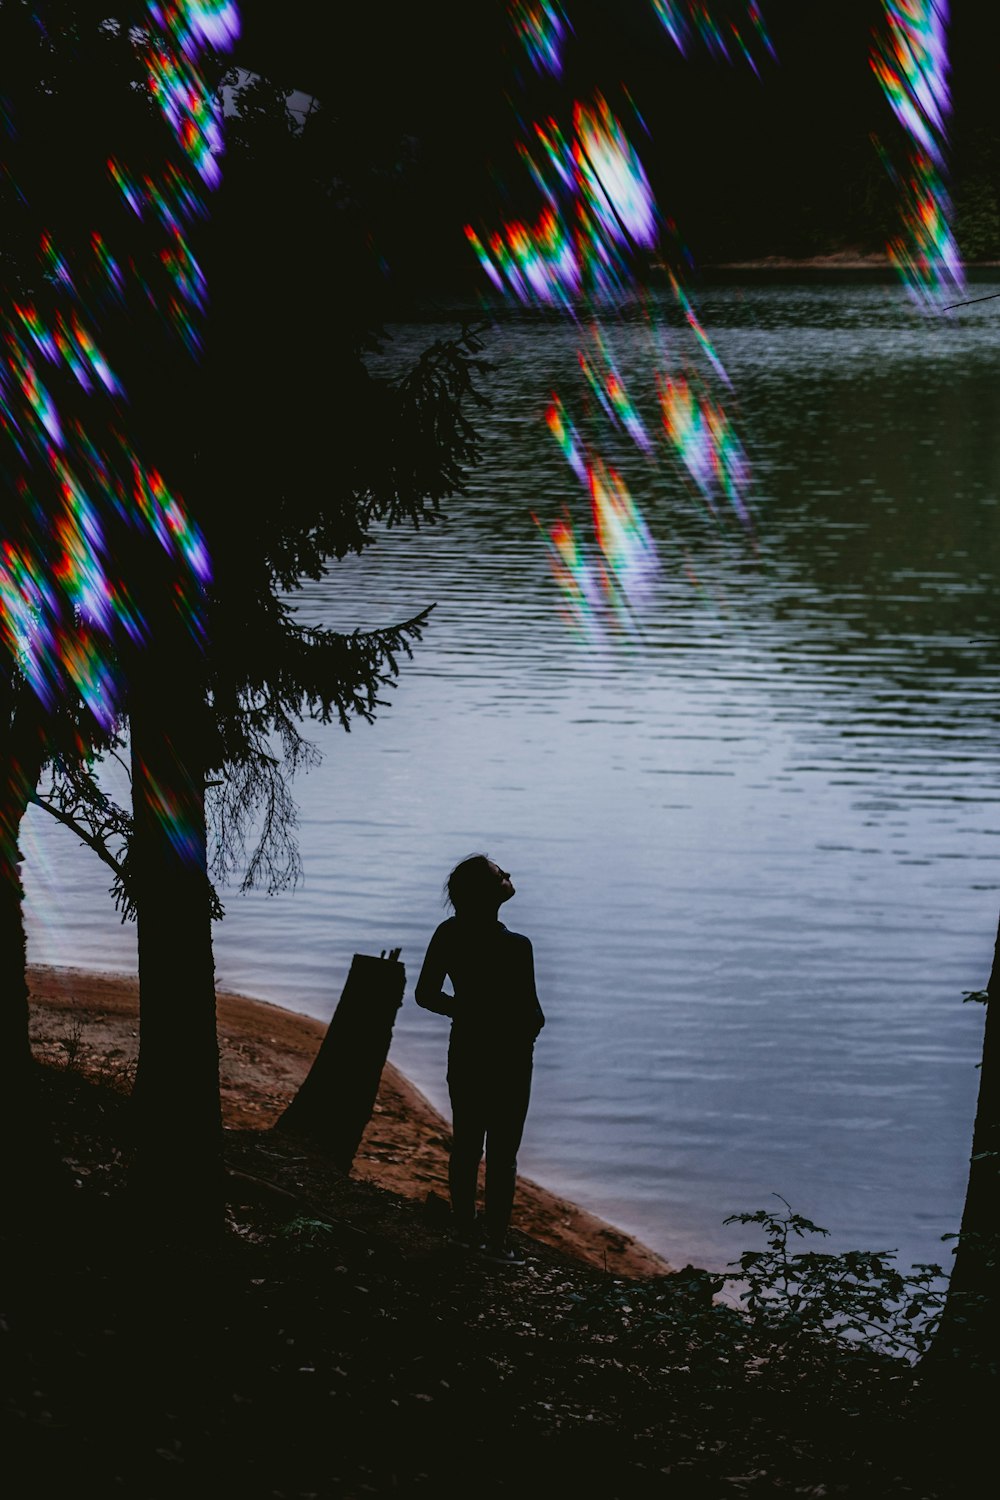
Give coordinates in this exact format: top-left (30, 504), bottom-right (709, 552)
top-left (445, 853), bottom-right (496, 915)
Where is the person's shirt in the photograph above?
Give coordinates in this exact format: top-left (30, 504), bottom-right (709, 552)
top-left (415, 916), bottom-right (545, 1047)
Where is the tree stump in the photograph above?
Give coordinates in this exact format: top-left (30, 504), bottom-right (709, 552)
top-left (274, 951), bottom-right (405, 1172)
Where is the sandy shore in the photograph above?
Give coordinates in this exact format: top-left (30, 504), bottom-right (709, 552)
top-left (27, 963), bottom-right (671, 1279)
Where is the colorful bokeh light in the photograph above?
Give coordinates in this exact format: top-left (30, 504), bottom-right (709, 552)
top-left (652, 1), bottom-right (776, 73)
top-left (658, 370), bottom-right (750, 526)
top-left (0, 2), bottom-right (240, 731)
top-left (871, 1), bottom-right (962, 306)
top-left (466, 92), bottom-right (657, 307)
top-left (468, 5), bottom-right (759, 631)
top-left (509, 1), bottom-right (571, 79)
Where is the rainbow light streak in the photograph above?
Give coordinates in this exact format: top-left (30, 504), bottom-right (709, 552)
top-left (145, 35), bottom-right (225, 189)
top-left (466, 95), bottom-right (657, 305)
top-left (668, 271), bottom-right (732, 387)
top-left (39, 232), bottom-right (75, 293)
top-left (652, 1), bottom-right (776, 73)
top-left (574, 206), bottom-right (632, 303)
top-left (545, 394), bottom-right (590, 485)
top-left (532, 510), bottom-right (606, 635)
top-left (106, 157), bottom-right (145, 219)
top-left (58, 631), bottom-right (118, 718)
top-left (872, 0), bottom-right (949, 165)
top-left (464, 229), bottom-right (505, 294)
top-left (145, 3), bottom-right (241, 187)
top-left (509, 1), bottom-right (571, 78)
top-left (573, 95), bottom-right (658, 251)
top-left (0, 536), bottom-right (60, 708)
top-left (885, 155), bottom-right (962, 298)
top-left (526, 118), bottom-right (577, 197)
top-left (588, 458), bottom-right (657, 594)
top-left (92, 234), bottom-right (126, 301)
top-left (28, 308), bottom-right (124, 397)
top-left (149, 0), bottom-right (241, 57)
top-left (578, 333), bottom-right (652, 451)
top-left (69, 317), bottom-right (123, 396)
top-left (4, 339), bottom-right (64, 449)
top-left (542, 395), bottom-right (658, 610)
top-left (472, 24), bottom-right (756, 629)
top-left (13, 302), bottom-right (58, 364)
top-left (106, 160), bottom-right (212, 347)
top-left (658, 371), bottom-right (750, 525)
top-left (468, 210), bottom-right (583, 307)
top-left (140, 763), bottom-right (208, 864)
top-left (577, 351), bottom-right (617, 425)
top-left (130, 457), bottom-right (212, 583)
top-left (871, 1), bottom-right (962, 305)
top-left (0, 3), bottom-right (240, 731)
top-left (52, 458), bottom-right (114, 634)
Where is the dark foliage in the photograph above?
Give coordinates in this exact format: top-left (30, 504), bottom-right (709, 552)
top-left (0, 1062), bottom-right (984, 1499)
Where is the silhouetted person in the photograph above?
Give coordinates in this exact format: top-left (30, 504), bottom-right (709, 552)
top-left (415, 854), bottom-right (544, 1265)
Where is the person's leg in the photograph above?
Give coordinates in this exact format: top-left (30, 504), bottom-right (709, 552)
top-left (483, 1051), bottom-right (533, 1249)
top-left (447, 1057), bottom-right (486, 1239)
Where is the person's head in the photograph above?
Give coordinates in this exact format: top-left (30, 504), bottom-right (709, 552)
top-left (445, 853), bottom-right (515, 918)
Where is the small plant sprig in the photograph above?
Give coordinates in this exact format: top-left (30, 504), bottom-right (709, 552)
top-left (59, 1018), bottom-right (85, 1073)
top-left (278, 1216), bottom-right (336, 1251)
top-left (725, 1196), bottom-right (947, 1361)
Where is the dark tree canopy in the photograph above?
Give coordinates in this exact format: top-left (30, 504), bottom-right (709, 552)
top-left (0, 0), bottom-right (490, 1230)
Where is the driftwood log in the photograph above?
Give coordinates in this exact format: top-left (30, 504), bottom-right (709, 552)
top-left (274, 950), bottom-right (405, 1172)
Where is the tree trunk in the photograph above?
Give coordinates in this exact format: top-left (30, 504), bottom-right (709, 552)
top-left (0, 685), bottom-right (64, 1207)
top-left (276, 952), bottom-right (405, 1171)
top-left (128, 631), bottom-right (223, 1237)
top-left (927, 911), bottom-right (1000, 1373)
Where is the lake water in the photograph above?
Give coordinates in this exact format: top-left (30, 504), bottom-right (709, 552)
top-left (22, 281), bottom-right (1000, 1276)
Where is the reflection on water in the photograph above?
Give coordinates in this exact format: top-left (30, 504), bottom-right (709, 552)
top-left (23, 283), bottom-right (999, 1273)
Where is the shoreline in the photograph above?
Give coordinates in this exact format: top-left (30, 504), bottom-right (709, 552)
top-left (27, 962), bottom-right (673, 1279)
top-left (705, 253), bottom-right (1000, 271)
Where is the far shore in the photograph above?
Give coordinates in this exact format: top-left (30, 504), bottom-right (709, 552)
top-left (706, 251), bottom-right (895, 271)
top-left (27, 962), bottom-right (673, 1280)
top-left (684, 252), bottom-right (1000, 274)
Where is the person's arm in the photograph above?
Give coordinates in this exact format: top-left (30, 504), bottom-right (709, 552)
top-left (525, 938), bottom-right (545, 1037)
top-left (414, 923), bottom-right (457, 1017)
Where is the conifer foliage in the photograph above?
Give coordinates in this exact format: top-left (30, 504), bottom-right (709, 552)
top-left (0, 2), bottom-right (488, 1230)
